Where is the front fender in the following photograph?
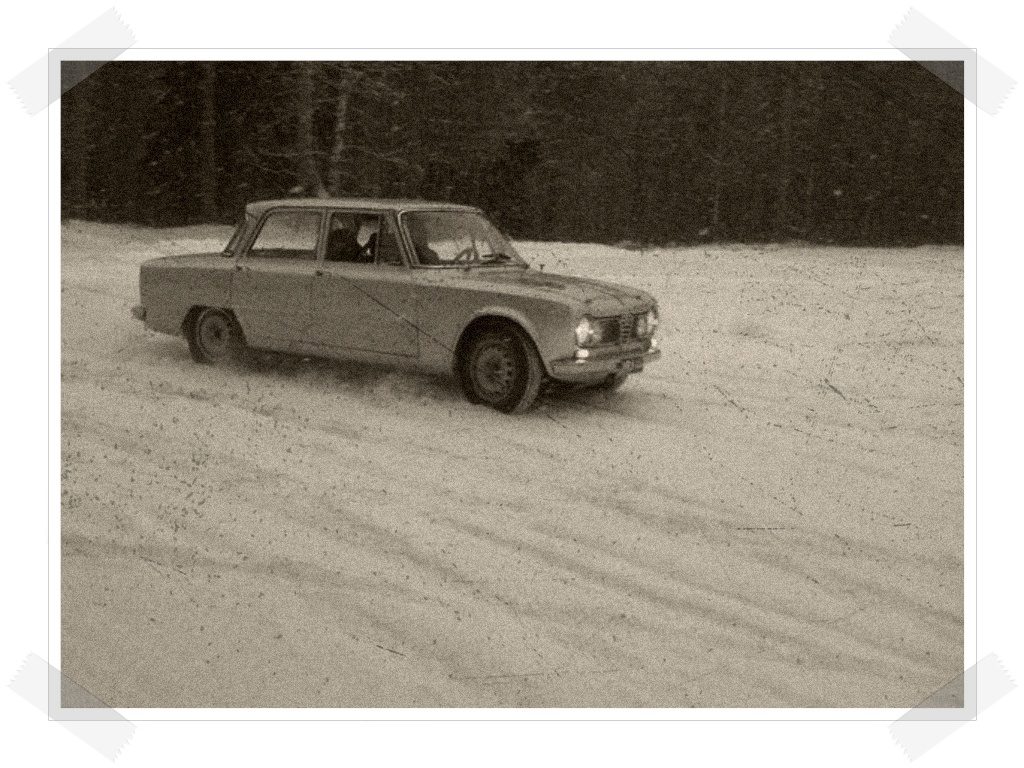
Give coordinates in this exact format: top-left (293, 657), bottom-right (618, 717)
top-left (453, 303), bottom-right (575, 377)
top-left (411, 278), bottom-right (576, 375)
top-left (468, 304), bottom-right (544, 347)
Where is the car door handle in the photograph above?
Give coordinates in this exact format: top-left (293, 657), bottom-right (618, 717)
top-left (315, 268), bottom-right (325, 277)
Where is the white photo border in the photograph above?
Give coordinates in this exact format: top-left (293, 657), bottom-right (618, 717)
top-left (48, 46), bottom-right (975, 723)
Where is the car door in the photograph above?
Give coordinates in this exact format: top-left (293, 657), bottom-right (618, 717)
top-left (231, 208), bottom-right (324, 351)
top-left (308, 211), bottom-right (419, 358)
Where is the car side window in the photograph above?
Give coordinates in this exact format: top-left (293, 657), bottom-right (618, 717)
top-left (248, 210), bottom-right (322, 260)
top-left (375, 218), bottom-right (403, 266)
top-left (326, 212), bottom-right (373, 264)
top-left (324, 212), bottom-right (403, 266)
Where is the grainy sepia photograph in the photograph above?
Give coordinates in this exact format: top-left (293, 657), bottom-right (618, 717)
top-left (60, 59), bottom-right (964, 708)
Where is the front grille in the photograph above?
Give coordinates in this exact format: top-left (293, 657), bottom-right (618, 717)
top-left (617, 314), bottom-right (635, 344)
top-left (596, 313), bottom-right (644, 345)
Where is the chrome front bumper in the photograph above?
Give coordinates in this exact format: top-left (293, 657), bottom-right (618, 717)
top-left (548, 340), bottom-right (661, 383)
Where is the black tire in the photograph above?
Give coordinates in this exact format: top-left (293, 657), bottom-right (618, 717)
top-left (186, 307), bottom-right (244, 364)
top-left (459, 323), bottom-right (544, 414)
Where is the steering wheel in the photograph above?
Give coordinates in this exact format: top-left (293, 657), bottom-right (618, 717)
top-left (452, 245), bottom-right (477, 264)
top-left (359, 232), bottom-right (378, 262)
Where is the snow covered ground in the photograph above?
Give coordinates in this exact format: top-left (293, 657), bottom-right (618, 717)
top-left (60, 221), bottom-right (963, 707)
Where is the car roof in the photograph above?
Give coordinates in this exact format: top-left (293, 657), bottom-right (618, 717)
top-left (244, 198), bottom-right (481, 217)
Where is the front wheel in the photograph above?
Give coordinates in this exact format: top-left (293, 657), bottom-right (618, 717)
top-left (459, 324), bottom-right (544, 414)
top-left (187, 307), bottom-right (245, 364)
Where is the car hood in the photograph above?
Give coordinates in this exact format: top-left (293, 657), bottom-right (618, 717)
top-left (459, 267), bottom-right (654, 314)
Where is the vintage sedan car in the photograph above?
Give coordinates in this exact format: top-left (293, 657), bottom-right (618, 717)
top-left (133, 198), bottom-right (661, 413)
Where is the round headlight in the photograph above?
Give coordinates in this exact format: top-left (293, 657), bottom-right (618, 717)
top-left (646, 308), bottom-right (659, 334)
top-left (575, 316), bottom-right (595, 346)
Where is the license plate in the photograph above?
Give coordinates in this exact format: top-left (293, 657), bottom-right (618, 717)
top-left (621, 357), bottom-right (643, 373)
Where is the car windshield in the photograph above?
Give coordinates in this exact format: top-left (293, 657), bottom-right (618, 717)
top-left (401, 210), bottom-right (526, 268)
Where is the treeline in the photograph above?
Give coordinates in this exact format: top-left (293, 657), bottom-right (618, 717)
top-left (61, 60), bottom-right (962, 245)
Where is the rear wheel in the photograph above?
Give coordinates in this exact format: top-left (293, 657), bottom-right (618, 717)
top-left (187, 307), bottom-right (244, 364)
top-left (459, 323), bottom-right (544, 413)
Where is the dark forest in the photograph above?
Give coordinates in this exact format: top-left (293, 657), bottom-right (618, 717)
top-left (61, 60), bottom-right (963, 245)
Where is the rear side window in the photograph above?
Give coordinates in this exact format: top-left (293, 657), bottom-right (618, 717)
top-left (376, 218), bottom-right (403, 265)
top-left (323, 212), bottom-right (405, 266)
top-left (248, 210), bottom-right (323, 260)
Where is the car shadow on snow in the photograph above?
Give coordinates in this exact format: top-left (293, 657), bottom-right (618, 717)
top-left (231, 352), bottom-right (658, 419)
top-left (234, 350), bottom-right (464, 406)
top-left (539, 382), bottom-right (657, 422)
top-left (126, 335), bottom-right (655, 418)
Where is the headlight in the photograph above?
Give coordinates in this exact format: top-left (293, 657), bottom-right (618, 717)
top-left (646, 308), bottom-right (659, 335)
top-left (575, 316), bottom-right (595, 346)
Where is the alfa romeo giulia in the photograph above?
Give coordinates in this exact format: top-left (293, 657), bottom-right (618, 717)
top-left (132, 198), bottom-right (661, 413)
